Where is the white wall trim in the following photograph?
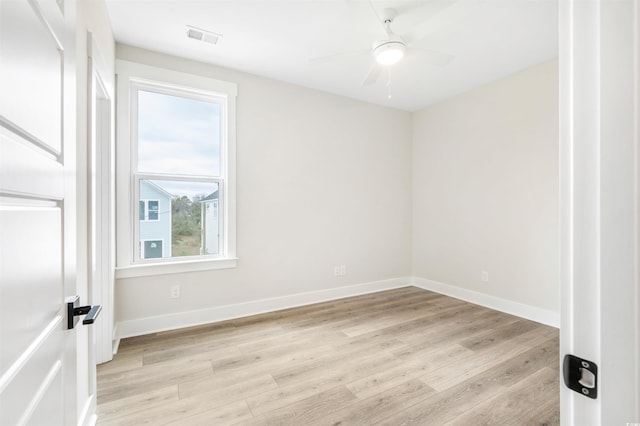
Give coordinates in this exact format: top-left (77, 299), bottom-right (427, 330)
top-left (412, 276), bottom-right (560, 328)
top-left (115, 277), bottom-right (412, 342)
top-left (115, 276), bottom-right (560, 345)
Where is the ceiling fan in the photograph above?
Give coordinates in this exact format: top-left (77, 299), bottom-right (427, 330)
top-left (311, 0), bottom-right (475, 87)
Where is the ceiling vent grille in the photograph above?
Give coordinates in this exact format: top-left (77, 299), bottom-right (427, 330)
top-left (186, 25), bottom-right (222, 45)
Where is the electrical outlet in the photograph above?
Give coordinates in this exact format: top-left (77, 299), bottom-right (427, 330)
top-left (340, 265), bottom-right (347, 276)
top-left (170, 284), bottom-right (181, 298)
top-left (334, 265), bottom-right (347, 277)
top-left (481, 271), bottom-right (489, 282)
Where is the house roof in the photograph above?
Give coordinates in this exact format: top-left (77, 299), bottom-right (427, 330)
top-left (201, 190), bottom-right (219, 202)
top-left (141, 179), bottom-right (174, 198)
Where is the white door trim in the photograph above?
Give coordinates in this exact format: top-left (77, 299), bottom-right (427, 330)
top-left (560, 0), bottom-right (640, 424)
top-left (87, 31), bottom-right (115, 365)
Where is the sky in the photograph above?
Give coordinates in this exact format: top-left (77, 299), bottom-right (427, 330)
top-left (142, 180), bottom-right (218, 202)
top-left (137, 89), bottom-right (221, 198)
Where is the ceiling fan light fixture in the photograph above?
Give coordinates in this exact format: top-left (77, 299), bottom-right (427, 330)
top-left (374, 42), bottom-right (405, 65)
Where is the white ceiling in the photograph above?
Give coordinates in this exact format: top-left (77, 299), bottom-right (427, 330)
top-left (105, 0), bottom-right (558, 112)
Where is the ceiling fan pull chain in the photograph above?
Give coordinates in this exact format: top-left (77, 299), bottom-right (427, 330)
top-left (387, 68), bottom-right (393, 99)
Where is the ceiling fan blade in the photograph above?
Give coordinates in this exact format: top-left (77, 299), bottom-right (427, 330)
top-left (362, 63), bottom-right (382, 86)
top-left (403, 0), bottom-right (479, 45)
top-left (309, 49), bottom-right (369, 64)
top-left (366, 0), bottom-right (392, 37)
top-left (407, 48), bottom-right (455, 67)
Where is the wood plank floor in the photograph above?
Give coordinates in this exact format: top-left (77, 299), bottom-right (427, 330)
top-left (97, 287), bottom-right (560, 425)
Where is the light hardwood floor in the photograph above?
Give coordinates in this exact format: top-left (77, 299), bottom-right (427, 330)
top-left (97, 286), bottom-right (560, 425)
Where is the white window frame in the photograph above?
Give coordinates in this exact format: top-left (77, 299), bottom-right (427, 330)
top-left (115, 60), bottom-right (237, 278)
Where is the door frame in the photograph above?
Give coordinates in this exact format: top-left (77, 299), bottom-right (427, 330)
top-left (559, 0), bottom-right (640, 424)
top-left (87, 31), bottom-right (115, 365)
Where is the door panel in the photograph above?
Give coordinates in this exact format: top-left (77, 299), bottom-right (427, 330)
top-left (0, 0), bottom-right (63, 153)
top-left (0, 323), bottom-right (64, 425)
top-left (0, 128), bottom-right (64, 199)
top-left (0, 206), bottom-right (62, 372)
top-left (27, 365), bottom-right (64, 426)
top-left (0, 0), bottom-right (76, 424)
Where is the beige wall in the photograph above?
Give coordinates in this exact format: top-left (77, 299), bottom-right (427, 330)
top-left (412, 59), bottom-right (559, 313)
top-left (115, 45), bottom-right (413, 330)
top-left (113, 45), bottom-right (559, 335)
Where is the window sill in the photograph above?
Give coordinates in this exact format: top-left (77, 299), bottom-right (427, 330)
top-left (115, 257), bottom-right (238, 279)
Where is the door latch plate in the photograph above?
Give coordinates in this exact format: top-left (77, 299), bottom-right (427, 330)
top-left (563, 354), bottom-right (598, 399)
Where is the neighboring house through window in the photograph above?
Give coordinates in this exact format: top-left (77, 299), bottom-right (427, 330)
top-left (200, 190), bottom-right (219, 255)
top-left (138, 180), bottom-right (172, 258)
top-left (115, 61), bottom-right (237, 277)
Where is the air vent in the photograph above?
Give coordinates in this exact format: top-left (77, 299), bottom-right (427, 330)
top-left (186, 25), bottom-right (222, 45)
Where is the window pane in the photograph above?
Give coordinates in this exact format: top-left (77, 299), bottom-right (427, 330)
top-left (139, 201), bottom-right (145, 221)
top-left (147, 200), bottom-right (159, 221)
top-left (137, 90), bottom-right (221, 176)
top-left (138, 179), bottom-right (220, 259)
top-left (143, 240), bottom-right (163, 259)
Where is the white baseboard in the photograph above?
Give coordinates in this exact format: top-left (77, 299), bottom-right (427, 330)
top-left (115, 277), bottom-right (412, 342)
top-left (411, 276), bottom-right (559, 328)
top-left (114, 276), bottom-right (558, 347)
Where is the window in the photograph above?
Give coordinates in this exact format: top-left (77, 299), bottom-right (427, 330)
top-left (141, 240), bottom-right (163, 259)
top-left (116, 61), bottom-right (237, 277)
top-left (139, 200), bottom-right (159, 222)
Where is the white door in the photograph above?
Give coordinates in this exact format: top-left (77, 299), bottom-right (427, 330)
top-left (0, 0), bottom-right (79, 425)
top-left (560, 0), bottom-right (640, 424)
